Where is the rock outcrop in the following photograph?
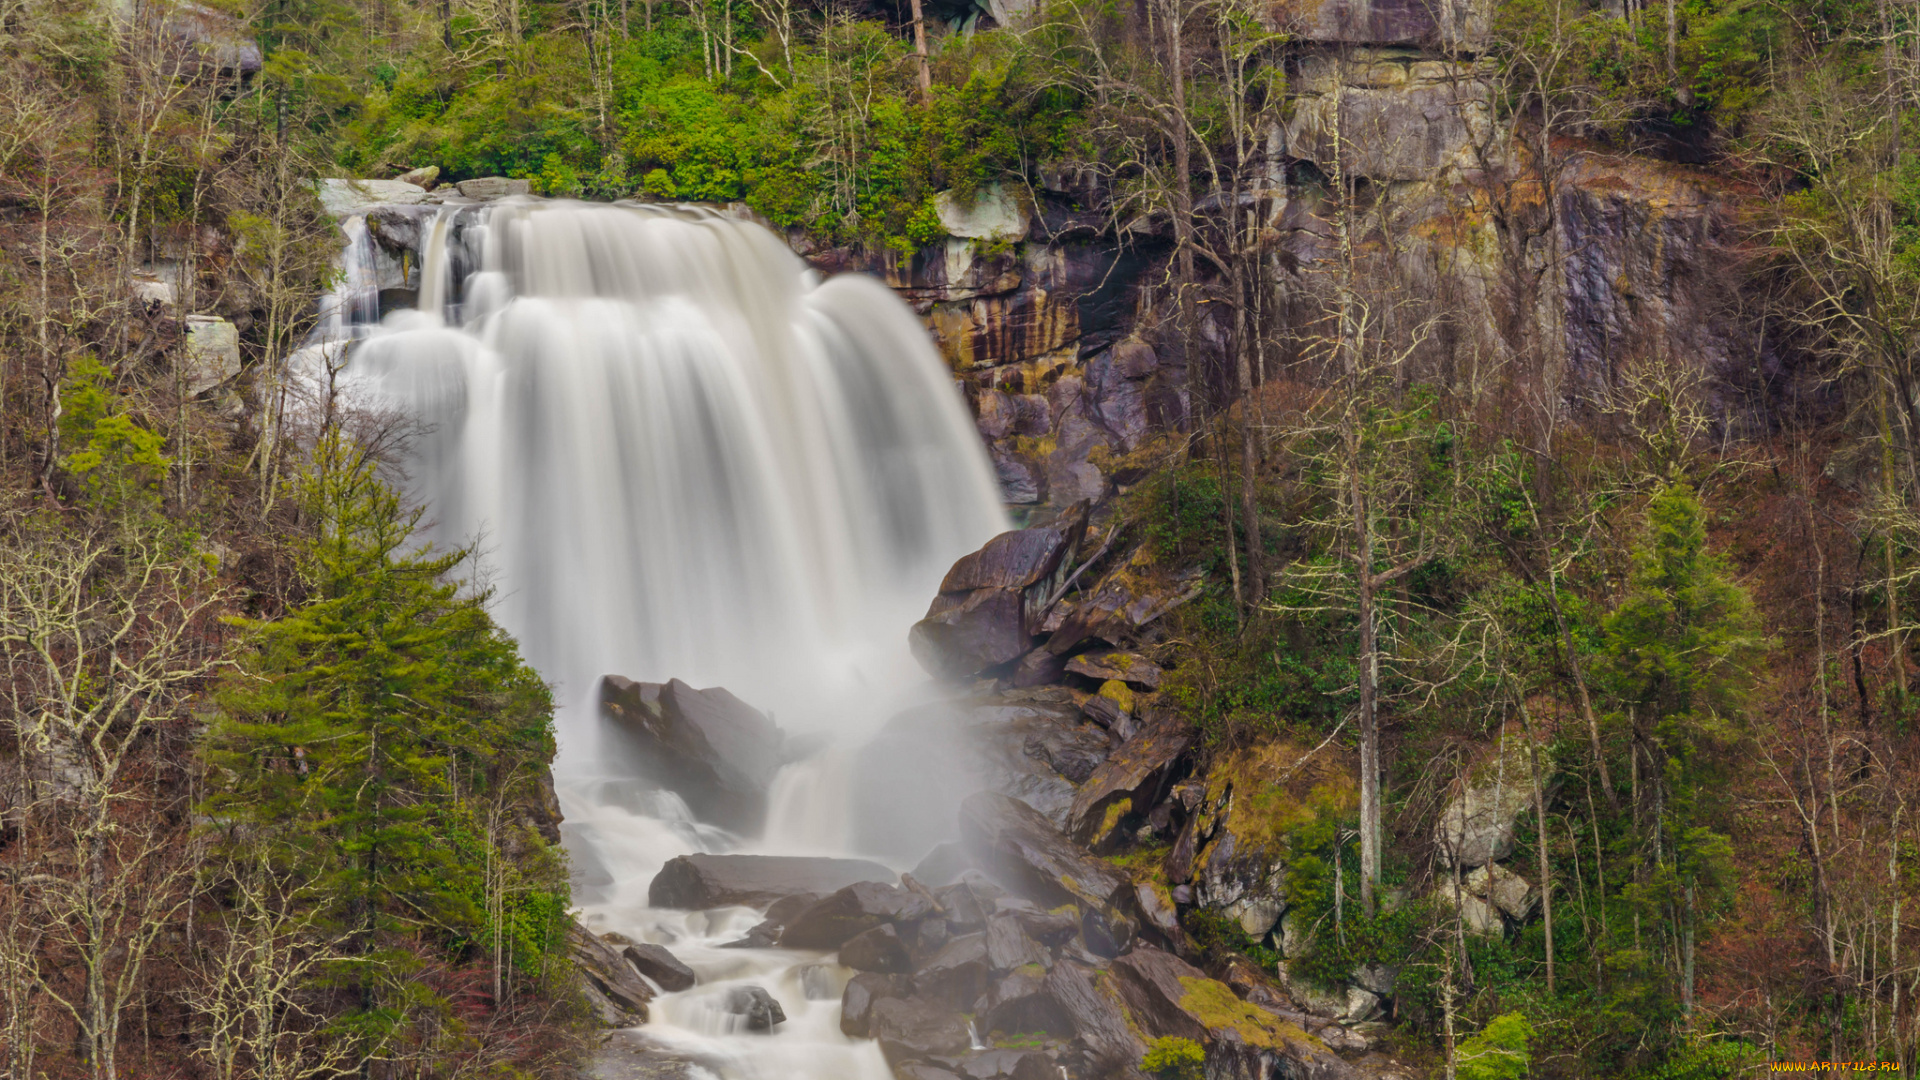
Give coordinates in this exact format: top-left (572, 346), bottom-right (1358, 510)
top-left (599, 677), bottom-right (795, 832)
top-left (646, 853), bottom-right (895, 910)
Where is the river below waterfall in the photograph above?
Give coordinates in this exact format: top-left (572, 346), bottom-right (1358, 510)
top-left (311, 196), bottom-right (1010, 1079)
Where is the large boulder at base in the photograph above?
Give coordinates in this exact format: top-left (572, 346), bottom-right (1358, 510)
top-left (621, 942), bottom-right (696, 992)
top-left (647, 853), bottom-right (894, 910)
top-left (315, 178), bottom-right (429, 215)
top-left (840, 971), bottom-right (913, 1037)
top-left (979, 966), bottom-right (1075, 1039)
top-left (1066, 710), bottom-right (1195, 842)
top-left (960, 792), bottom-right (1136, 956)
top-left (870, 995), bottom-right (975, 1065)
top-left (939, 522), bottom-right (1081, 593)
top-left (568, 921), bottom-right (653, 1023)
top-left (600, 677), bottom-right (791, 832)
top-left (944, 1049), bottom-right (1061, 1079)
top-left (456, 176), bottom-right (531, 198)
top-left (1434, 728), bottom-right (1541, 867)
top-left (779, 880), bottom-right (936, 949)
top-left (722, 985), bottom-right (786, 1031)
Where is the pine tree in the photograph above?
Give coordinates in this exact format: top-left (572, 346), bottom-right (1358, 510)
top-left (203, 433), bottom-right (564, 1061)
top-left (1598, 481), bottom-right (1759, 1020)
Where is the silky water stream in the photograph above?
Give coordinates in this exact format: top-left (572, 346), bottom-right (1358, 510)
top-left (309, 198), bottom-right (1010, 1078)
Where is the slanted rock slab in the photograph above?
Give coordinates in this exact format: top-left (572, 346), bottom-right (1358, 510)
top-left (647, 853), bottom-right (893, 910)
top-left (622, 942), bottom-right (696, 992)
top-left (600, 677), bottom-right (789, 832)
top-left (960, 791), bottom-right (1136, 955)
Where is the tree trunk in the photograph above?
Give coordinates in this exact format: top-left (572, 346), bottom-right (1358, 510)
top-left (908, 0), bottom-right (931, 100)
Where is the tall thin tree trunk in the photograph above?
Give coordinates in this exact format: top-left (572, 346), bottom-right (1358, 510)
top-left (908, 0), bottom-right (931, 99)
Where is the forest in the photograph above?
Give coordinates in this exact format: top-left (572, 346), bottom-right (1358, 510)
top-left (1, 0), bottom-right (1918, 1071)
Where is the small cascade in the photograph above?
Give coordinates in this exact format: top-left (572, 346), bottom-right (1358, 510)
top-left (312, 197), bottom-right (1008, 1079)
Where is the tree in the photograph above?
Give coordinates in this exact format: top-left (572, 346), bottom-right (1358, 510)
top-left (1597, 481), bottom-right (1759, 1018)
top-left (204, 432), bottom-right (563, 1066)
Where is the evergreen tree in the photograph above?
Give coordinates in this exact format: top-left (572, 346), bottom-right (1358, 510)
top-left (203, 434), bottom-right (565, 1061)
top-left (1597, 481), bottom-right (1759, 1020)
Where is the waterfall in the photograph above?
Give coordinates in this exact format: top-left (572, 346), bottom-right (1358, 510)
top-left (316, 197), bottom-right (1008, 1078)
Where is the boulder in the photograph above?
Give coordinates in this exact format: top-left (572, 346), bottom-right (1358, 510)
top-left (915, 931), bottom-right (994, 1010)
top-left (161, 2), bottom-right (263, 77)
top-left (568, 921), bottom-right (653, 1022)
top-left (895, 1067), bottom-right (965, 1080)
top-left (1432, 881), bottom-right (1504, 936)
top-left (1134, 881), bottom-right (1182, 941)
top-left (853, 697), bottom-right (1109, 855)
top-left (780, 881), bottom-right (936, 949)
top-left (870, 995), bottom-right (975, 1065)
top-left (1111, 952), bottom-right (1358, 1077)
top-left (910, 588), bottom-right (1033, 680)
top-left (1434, 730), bottom-right (1540, 867)
top-left (840, 971), bottom-right (913, 1037)
top-left (1465, 863), bottom-right (1537, 921)
top-left (1080, 679), bottom-right (1135, 731)
top-left (960, 792), bottom-right (1136, 956)
top-left (315, 178), bottom-right (429, 216)
top-left (183, 315), bottom-right (241, 394)
top-left (1351, 962), bottom-right (1399, 997)
top-left (722, 985), bottom-right (786, 1031)
top-left (980, 966), bottom-right (1075, 1038)
top-left (948, 1049), bottom-right (1060, 1079)
top-left (913, 841), bottom-right (977, 888)
top-left (993, 896), bottom-right (1080, 945)
top-left (985, 912), bottom-right (1050, 972)
top-left (1108, 946), bottom-right (1212, 1042)
top-left (935, 185), bottom-right (1031, 242)
top-left (1041, 961), bottom-right (1150, 1079)
top-left (939, 523), bottom-right (1080, 593)
top-left (1065, 650), bottom-right (1163, 689)
top-left (1066, 710), bottom-right (1195, 842)
top-left (622, 942), bottom-right (696, 992)
top-left (841, 924), bottom-right (914, 974)
top-left (600, 677), bottom-right (791, 832)
top-left (1046, 553), bottom-right (1204, 656)
top-left (456, 176), bottom-right (531, 199)
top-left (646, 854), bottom-right (893, 910)
top-left (395, 165), bottom-right (440, 189)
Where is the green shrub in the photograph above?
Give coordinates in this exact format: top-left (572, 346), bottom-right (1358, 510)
top-left (1141, 1035), bottom-right (1206, 1080)
top-left (1455, 1012), bottom-right (1532, 1080)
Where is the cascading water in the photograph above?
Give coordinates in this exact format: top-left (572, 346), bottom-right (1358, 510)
top-left (313, 197), bottom-right (1009, 1078)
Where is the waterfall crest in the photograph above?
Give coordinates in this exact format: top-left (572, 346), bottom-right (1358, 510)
top-left (328, 199), bottom-right (1006, 764)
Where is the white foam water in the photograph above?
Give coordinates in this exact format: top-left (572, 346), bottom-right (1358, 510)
top-left (312, 198), bottom-right (1008, 1078)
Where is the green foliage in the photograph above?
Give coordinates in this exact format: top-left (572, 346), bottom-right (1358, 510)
top-left (205, 434), bottom-right (564, 1052)
top-left (1141, 1035), bottom-right (1206, 1080)
top-left (1456, 1012), bottom-right (1532, 1080)
top-left (58, 356), bottom-right (168, 510)
top-left (1631, 1038), bottom-right (1762, 1079)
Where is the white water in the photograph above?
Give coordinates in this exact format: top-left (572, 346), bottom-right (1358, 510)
top-left (316, 198), bottom-right (1008, 1078)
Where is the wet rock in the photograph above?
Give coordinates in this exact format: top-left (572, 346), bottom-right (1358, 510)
top-left (394, 165), bottom-right (440, 189)
top-left (1009, 646), bottom-right (1070, 688)
top-left (722, 985), bottom-right (786, 1031)
top-left (913, 841), bottom-right (977, 888)
top-left (936, 879), bottom-right (993, 932)
top-left (780, 881), bottom-right (936, 949)
top-left (939, 524), bottom-right (1081, 593)
top-left (915, 932), bottom-right (994, 1010)
top-left (720, 893), bottom-right (820, 949)
top-left (1065, 650), bottom-right (1163, 690)
top-left (1465, 862), bottom-right (1537, 920)
top-left (980, 966), bottom-right (1075, 1039)
top-left (994, 896), bottom-right (1081, 946)
top-left (853, 697), bottom-right (1106, 855)
top-left (1434, 731), bottom-right (1540, 867)
top-left (841, 971), bottom-right (913, 1037)
top-left (1041, 961), bottom-right (1150, 1079)
top-left (841, 923), bottom-right (914, 974)
top-left (986, 912), bottom-right (1050, 972)
top-left (1067, 710), bottom-right (1195, 843)
top-left (871, 995), bottom-right (975, 1065)
top-left (950, 1048), bottom-right (1059, 1079)
top-left (600, 677), bottom-right (791, 832)
top-left (647, 854), bottom-right (893, 910)
top-left (910, 588), bottom-right (1033, 680)
top-left (895, 1066), bottom-right (965, 1080)
top-left (960, 792), bottom-right (1136, 957)
top-left (622, 943), bottom-right (696, 993)
top-left (568, 921), bottom-right (653, 1022)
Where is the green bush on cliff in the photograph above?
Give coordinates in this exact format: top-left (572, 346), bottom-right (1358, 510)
top-left (1141, 1035), bottom-right (1206, 1080)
